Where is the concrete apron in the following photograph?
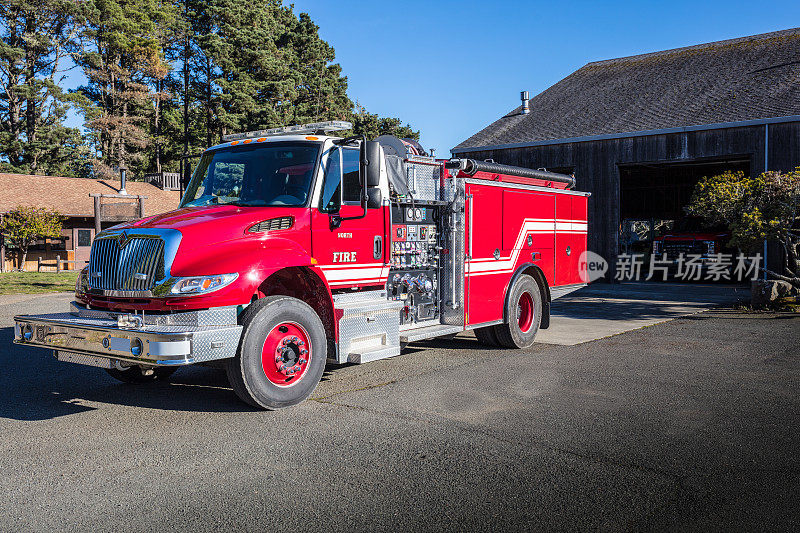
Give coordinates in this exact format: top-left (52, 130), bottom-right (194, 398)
top-left (535, 281), bottom-right (750, 346)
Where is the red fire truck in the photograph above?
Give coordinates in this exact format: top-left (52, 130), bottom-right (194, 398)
top-left (14, 121), bottom-right (589, 409)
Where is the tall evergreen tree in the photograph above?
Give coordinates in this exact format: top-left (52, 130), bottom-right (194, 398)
top-left (0, 0), bottom-right (89, 176)
top-left (351, 102), bottom-right (419, 141)
top-left (187, 1), bottom-right (353, 141)
top-left (68, 0), bottom-right (421, 179)
top-left (77, 0), bottom-right (176, 179)
top-left (283, 12), bottom-right (351, 125)
top-left (141, 0), bottom-right (182, 173)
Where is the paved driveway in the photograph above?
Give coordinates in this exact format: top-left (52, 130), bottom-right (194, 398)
top-left (0, 287), bottom-right (796, 531)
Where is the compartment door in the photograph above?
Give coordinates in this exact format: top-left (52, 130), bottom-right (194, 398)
top-left (555, 194), bottom-right (588, 286)
top-left (502, 189), bottom-right (555, 286)
top-left (465, 184), bottom-right (503, 325)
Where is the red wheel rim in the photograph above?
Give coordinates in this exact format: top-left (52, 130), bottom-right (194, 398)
top-left (261, 322), bottom-right (312, 387)
top-left (517, 292), bottom-right (534, 333)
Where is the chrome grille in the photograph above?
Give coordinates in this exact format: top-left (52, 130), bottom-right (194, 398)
top-left (89, 236), bottom-right (165, 292)
top-left (664, 240), bottom-right (703, 255)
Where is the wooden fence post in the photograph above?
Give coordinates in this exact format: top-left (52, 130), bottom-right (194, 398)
top-left (93, 195), bottom-right (102, 235)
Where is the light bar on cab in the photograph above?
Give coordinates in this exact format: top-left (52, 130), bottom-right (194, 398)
top-left (222, 121), bottom-right (353, 142)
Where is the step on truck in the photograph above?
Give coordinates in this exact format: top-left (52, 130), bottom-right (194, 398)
top-left (14, 121), bottom-right (590, 409)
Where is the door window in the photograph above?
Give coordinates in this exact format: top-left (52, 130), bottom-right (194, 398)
top-left (321, 148), bottom-right (342, 212)
top-left (320, 146), bottom-right (361, 211)
top-left (342, 148), bottom-right (361, 203)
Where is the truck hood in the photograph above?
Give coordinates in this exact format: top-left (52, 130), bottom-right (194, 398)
top-left (115, 205), bottom-right (305, 245)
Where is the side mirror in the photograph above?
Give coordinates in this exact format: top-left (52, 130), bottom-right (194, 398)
top-left (366, 187), bottom-right (382, 209)
top-left (362, 141), bottom-right (381, 188)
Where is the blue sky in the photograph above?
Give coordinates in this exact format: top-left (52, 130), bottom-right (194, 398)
top-left (63, 0), bottom-right (800, 156)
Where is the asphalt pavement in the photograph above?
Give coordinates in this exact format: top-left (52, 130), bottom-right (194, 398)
top-left (0, 288), bottom-right (797, 531)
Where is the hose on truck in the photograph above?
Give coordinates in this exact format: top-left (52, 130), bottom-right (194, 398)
top-left (445, 159), bottom-right (576, 189)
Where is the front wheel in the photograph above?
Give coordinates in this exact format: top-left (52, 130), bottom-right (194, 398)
top-left (226, 296), bottom-right (327, 409)
top-left (494, 274), bottom-right (542, 349)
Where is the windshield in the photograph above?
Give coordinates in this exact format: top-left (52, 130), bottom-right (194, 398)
top-left (181, 142), bottom-right (320, 207)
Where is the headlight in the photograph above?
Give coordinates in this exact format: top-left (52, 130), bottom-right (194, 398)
top-left (169, 273), bottom-right (238, 295)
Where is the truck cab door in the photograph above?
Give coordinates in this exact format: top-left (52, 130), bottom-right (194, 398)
top-left (311, 144), bottom-right (388, 289)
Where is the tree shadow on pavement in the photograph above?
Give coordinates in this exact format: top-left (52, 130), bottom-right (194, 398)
top-left (0, 327), bottom-right (259, 421)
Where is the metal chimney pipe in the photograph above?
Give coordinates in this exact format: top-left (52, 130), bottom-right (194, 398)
top-left (119, 166), bottom-right (128, 195)
top-left (521, 91), bottom-right (530, 114)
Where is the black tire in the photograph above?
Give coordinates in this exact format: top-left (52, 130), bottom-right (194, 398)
top-left (226, 296), bottom-right (327, 410)
top-left (494, 274), bottom-right (542, 349)
top-left (474, 325), bottom-right (501, 346)
top-left (106, 365), bottom-right (177, 383)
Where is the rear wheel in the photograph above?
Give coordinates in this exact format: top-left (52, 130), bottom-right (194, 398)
top-left (106, 365), bottom-right (177, 383)
top-left (226, 296), bottom-right (326, 409)
top-left (494, 274), bottom-right (542, 349)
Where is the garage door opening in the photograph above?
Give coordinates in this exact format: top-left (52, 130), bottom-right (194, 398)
top-left (617, 157), bottom-right (751, 256)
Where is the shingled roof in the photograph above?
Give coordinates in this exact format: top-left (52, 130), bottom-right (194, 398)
top-left (0, 173), bottom-right (180, 217)
top-left (454, 28), bottom-right (800, 151)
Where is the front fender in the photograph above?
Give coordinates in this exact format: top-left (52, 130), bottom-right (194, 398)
top-left (167, 236), bottom-right (318, 306)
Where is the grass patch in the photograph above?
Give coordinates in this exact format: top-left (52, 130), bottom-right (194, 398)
top-left (0, 271), bottom-right (79, 295)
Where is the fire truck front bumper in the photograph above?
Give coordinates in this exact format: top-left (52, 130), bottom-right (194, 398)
top-left (13, 302), bottom-right (243, 368)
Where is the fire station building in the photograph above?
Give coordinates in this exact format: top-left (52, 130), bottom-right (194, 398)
top-left (452, 28), bottom-right (800, 269)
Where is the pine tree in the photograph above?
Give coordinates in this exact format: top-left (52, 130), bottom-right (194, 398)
top-left (66, 0), bottom-right (420, 179)
top-left (77, 0), bottom-right (176, 179)
top-left (0, 0), bottom-right (89, 176)
top-left (141, 0), bottom-right (182, 174)
top-left (349, 101), bottom-right (419, 141)
top-left (283, 12), bottom-right (351, 125)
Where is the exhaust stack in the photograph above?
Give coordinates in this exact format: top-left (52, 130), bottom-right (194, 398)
top-left (119, 166), bottom-right (128, 195)
top-left (520, 91), bottom-right (530, 114)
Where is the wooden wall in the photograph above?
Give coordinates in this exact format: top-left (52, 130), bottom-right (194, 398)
top-left (456, 122), bottom-right (800, 267)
